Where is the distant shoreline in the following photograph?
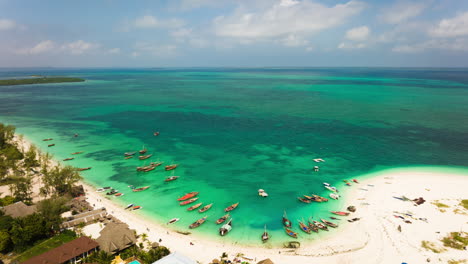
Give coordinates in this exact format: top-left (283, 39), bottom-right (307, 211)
top-left (0, 76), bottom-right (85, 86)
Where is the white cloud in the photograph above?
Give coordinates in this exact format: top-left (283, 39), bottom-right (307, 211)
top-left (279, 34), bottom-right (308, 47)
top-left (61, 40), bottom-right (99, 55)
top-left (213, 0), bottom-right (365, 39)
top-left (380, 1), bottom-right (426, 24)
top-left (392, 38), bottom-right (468, 53)
top-left (15, 40), bottom-right (56, 55)
top-left (338, 42), bottom-right (366, 49)
top-left (171, 28), bottom-right (193, 38)
top-left (108, 48), bottom-right (121, 54)
top-left (134, 15), bottom-right (184, 29)
top-left (345, 26), bottom-right (370, 41)
top-left (429, 12), bottom-right (468, 38)
top-left (174, 0), bottom-right (229, 11)
top-left (134, 42), bottom-right (177, 56)
top-left (0, 18), bottom-right (16, 30)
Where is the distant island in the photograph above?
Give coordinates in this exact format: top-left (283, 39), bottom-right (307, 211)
top-left (0, 76), bottom-right (85, 86)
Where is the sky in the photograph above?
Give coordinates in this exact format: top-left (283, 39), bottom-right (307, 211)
top-left (1, 0), bottom-right (468, 67)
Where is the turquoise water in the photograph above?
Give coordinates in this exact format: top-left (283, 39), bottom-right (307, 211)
top-left (1, 68), bottom-right (468, 246)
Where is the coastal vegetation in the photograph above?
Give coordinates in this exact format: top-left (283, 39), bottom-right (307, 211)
top-left (83, 245), bottom-right (170, 264)
top-left (420, 240), bottom-right (446, 253)
top-left (0, 76), bottom-right (85, 86)
top-left (441, 232), bottom-right (468, 250)
top-left (461, 199), bottom-right (468, 210)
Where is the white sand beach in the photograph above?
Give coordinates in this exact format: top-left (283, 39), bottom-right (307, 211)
top-left (5, 136), bottom-right (468, 264)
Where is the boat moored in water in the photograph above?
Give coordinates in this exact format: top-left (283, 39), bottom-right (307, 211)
top-left (165, 176), bottom-right (179, 182)
top-left (139, 154), bottom-right (152, 160)
top-left (42, 138), bottom-right (53, 141)
top-left (283, 211), bottom-right (292, 227)
top-left (177, 192), bottom-right (199, 201)
top-left (262, 225), bottom-right (269, 242)
top-left (284, 227), bottom-right (298, 238)
top-left (331, 211), bottom-right (350, 216)
top-left (77, 167), bottom-right (92, 171)
top-left (167, 218), bottom-right (179, 224)
top-left (125, 204), bottom-right (134, 209)
top-left (198, 203), bottom-right (213, 213)
top-left (329, 193), bottom-right (340, 200)
top-left (48, 144), bottom-right (55, 147)
top-left (124, 152), bottom-right (136, 157)
top-left (165, 164), bottom-right (178, 171)
top-left (321, 218), bottom-right (338, 228)
top-left (189, 216), bottom-right (207, 229)
top-left (298, 197), bottom-right (311, 203)
top-left (219, 218), bottom-right (232, 236)
top-left (180, 198), bottom-right (199, 205)
top-left (63, 157), bottom-right (74, 161)
top-left (132, 186), bottom-right (150, 192)
top-left (298, 220), bottom-right (311, 234)
top-left (115, 193), bottom-right (124, 197)
top-left (139, 146), bottom-right (147, 154)
top-left (187, 203), bottom-right (203, 211)
top-left (71, 151), bottom-right (83, 155)
top-left (307, 218), bottom-right (319, 233)
top-left (133, 206), bottom-right (142, 210)
top-left (216, 213), bottom-right (230, 224)
top-left (224, 202), bottom-right (239, 212)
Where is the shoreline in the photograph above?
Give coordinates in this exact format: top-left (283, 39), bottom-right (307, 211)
top-left (8, 135), bottom-right (468, 263)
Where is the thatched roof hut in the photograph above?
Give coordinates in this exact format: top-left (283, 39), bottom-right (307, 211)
top-left (0, 201), bottom-right (37, 218)
top-left (257, 259), bottom-right (274, 264)
top-left (96, 222), bottom-right (137, 253)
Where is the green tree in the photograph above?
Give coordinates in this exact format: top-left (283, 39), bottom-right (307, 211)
top-left (82, 250), bottom-right (114, 264)
top-left (0, 230), bottom-right (12, 252)
top-left (37, 197), bottom-right (69, 232)
top-left (0, 124), bottom-right (15, 149)
top-left (42, 165), bottom-right (81, 196)
top-left (8, 177), bottom-right (32, 204)
top-left (23, 144), bottom-right (39, 171)
top-left (10, 214), bottom-right (48, 251)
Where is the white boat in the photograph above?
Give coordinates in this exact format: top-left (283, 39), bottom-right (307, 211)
top-left (313, 158), bottom-right (325, 162)
top-left (325, 186), bottom-right (338, 192)
top-left (323, 182), bottom-right (330, 186)
top-left (124, 203), bottom-right (134, 209)
top-left (329, 193), bottom-right (340, 200)
top-left (96, 188), bottom-right (105, 192)
top-left (258, 189), bottom-right (268, 197)
top-left (219, 218), bottom-right (232, 236)
top-left (167, 218), bottom-right (180, 224)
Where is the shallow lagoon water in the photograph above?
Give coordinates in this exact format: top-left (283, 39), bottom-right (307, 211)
top-left (1, 68), bottom-right (468, 245)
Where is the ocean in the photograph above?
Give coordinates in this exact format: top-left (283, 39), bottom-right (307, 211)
top-left (1, 68), bottom-right (468, 245)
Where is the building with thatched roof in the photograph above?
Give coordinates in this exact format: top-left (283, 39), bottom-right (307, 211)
top-left (20, 236), bottom-right (99, 264)
top-left (61, 208), bottom-right (107, 228)
top-left (96, 222), bottom-right (137, 254)
top-left (0, 201), bottom-right (37, 218)
top-left (257, 259), bottom-right (274, 264)
top-left (151, 252), bottom-right (197, 264)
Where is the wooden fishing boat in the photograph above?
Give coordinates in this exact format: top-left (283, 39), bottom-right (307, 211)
top-left (219, 218), bottom-right (232, 236)
top-left (224, 202), bottom-right (239, 212)
top-left (63, 158), bottom-right (74, 161)
top-left (42, 138), bottom-right (53, 141)
top-left (124, 152), bottom-right (136, 157)
top-left (139, 146), bottom-right (147, 154)
top-left (313, 220), bottom-right (329, 231)
top-left (352, 179), bottom-right (359, 183)
top-left (139, 154), bottom-right (152, 160)
top-left (180, 198), bottom-right (198, 205)
top-left (298, 220), bottom-right (311, 234)
top-left (125, 204), bottom-right (134, 209)
top-left (132, 186), bottom-right (150, 192)
top-left (303, 195), bottom-right (313, 200)
top-left (331, 211), bottom-right (350, 216)
top-left (150, 162), bottom-right (163, 167)
top-left (125, 156), bottom-right (133, 160)
top-left (48, 144), bottom-right (55, 147)
top-left (216, 213), bottom-right (229, 224)
top-left (284, 227), bottom-right (297, 238)
top-left (307, 218), bottom-right (319, 233)
top-left (153, 131), bottom-right (160, 136)
top-left (283, 211), bottom-right (292, 227)
top-left (77, 167), bottom-right (92, 171)
top-left (177, 192), bottom-right (199, 201)
top-left (165, 164), bottom-right (178, 171)
top-left (133, 206), bottom-right (142, 210)
top-left (167, 218), bottom-right (179, 224)
top-left (262, 225), bottom-right (269, 242)
top-left (321, 218), bottom-right (338, 228)
top-left (106, 189), bottom-right (118, 195)
top-left (187, 203), bottom-right (203, 211)
top-left (165, 176), bottom-right (179, 182)
top-left (330, 216), bottom-right (340, 220)
top-left (198, 203), bottom-right (213, 213)
top-left (298, 197), bottom-right (311, 203)
top-left (71, 151), bottom-right (83, 155)
top-left (312, 194), bottom-right (328, 202)
top-left (143, 166), bottom-right (156, 172)
top-left (189, 216), bottom-right (207, 229)
top-left (115, 193), bottom-right (124, 197)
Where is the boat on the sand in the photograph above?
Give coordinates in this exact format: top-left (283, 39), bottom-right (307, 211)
top-left (167, 218), bottom-right (179, 224)
top-left (177, 192), bottom-right (199, 201)
top-left (180, 198), bottom-right (198, 205)
top-left (353, 179), bottom-right (359, 183)
top-left (329, 193), bottom-right (340, 200)
top-left (187, 203), bottom-right (202, 211)
top-left (219, 218), bottom-right (232, 236)
top-left (224, 202), bottom-right (239, 212)
top-left (189, 216), bottom-right (207, 229)
top-left (284, 227), bottom-right (297, 238)
top-left (331, 211), bottom-right (350, 216)
top-left (132, 186), bottom-right (150, 192)
top-left (321, 218), bottom-right (338, 228)
top-left (198, 203), bottom-right (213, 213)
top-left (262, 225), bottom-right (269, 242)
top-left (283, 211), bottom-right (292, 227)
top-left (216, 213), bottom-right (230, 224)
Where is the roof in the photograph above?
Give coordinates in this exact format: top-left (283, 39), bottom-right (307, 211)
top-left (96, 222), bottom-right (137, 253)
top-left (152, 252), bottom-right (197, 264)
top-left (1, 201), bottom-right (37, 218)
top-left (257, 259), bottom-right (274, 264)
top-left (21, 236), bottom-right (99, 264)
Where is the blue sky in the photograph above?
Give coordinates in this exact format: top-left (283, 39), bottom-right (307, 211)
top-left (1, 0), bottom-right (468, 67)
